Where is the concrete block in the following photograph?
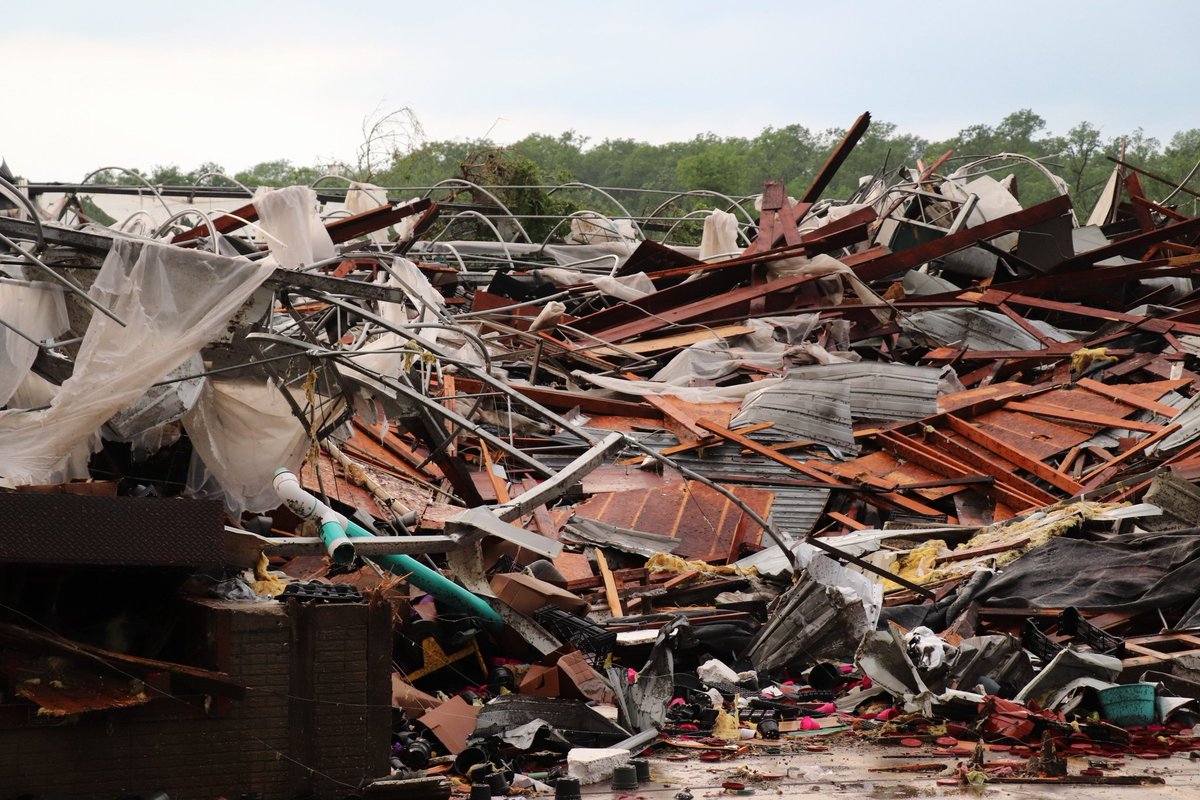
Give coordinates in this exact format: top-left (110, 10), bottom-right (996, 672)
top-left (567, 747), bottom-right (630, 785)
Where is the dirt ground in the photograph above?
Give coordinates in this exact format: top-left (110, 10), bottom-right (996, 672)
top-left (595, 743), bottom-right (1200, 799)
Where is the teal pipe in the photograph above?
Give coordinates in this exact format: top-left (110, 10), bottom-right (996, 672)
top-left (319, 520), bottom-right (355, 566)
top-left (273, 467), bottom-right (503, 631)
top-left (343, 519), bottom-right (504, 631)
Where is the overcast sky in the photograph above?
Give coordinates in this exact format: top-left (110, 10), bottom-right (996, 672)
top-left (5, 0), bottom-right (1197, 180)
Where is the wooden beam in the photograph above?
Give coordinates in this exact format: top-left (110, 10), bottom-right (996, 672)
top-left (1081, 423), bottom-right (1181, 490)
top-left (171, 201), bottom-right (259, 244)
top-left (594, 548), bottom-right (624, 617)
top-left (801, 112), bottom-right (871, 204)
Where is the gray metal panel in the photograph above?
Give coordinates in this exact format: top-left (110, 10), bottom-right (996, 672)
top-left (731, 379), bottom-right (856, 452)
top-left (784, 363), bottom-right (941, 421)
top-left (901, 307), bottom-right (1073, 351)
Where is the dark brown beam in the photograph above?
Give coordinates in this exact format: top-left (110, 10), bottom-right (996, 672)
top-left (853, 194), bottom-right (1074, 281)
top-left (325, 198), bottom-right (433, 244)
top-left (801, 112), bottom-right (871, 204)
top-left (1052, 213), bottom-right (1200, 272)
top-left (1107, 156), bottom-right (1200, 202)
top-left (172, 201), bottom-right (259, 244)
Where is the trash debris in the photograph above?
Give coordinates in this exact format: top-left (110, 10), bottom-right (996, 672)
top-left (7, 110), bottom-right (1200, 796)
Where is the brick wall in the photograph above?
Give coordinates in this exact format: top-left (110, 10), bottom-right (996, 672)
top-left (0, 597), bottom-right (391, 799)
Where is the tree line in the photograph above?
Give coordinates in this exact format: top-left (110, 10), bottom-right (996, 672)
top-left (95, 109), bottom-right (1200, 225)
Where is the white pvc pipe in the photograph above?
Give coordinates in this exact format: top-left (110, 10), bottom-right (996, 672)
top-left (273, 469), bottom-right (356, 565)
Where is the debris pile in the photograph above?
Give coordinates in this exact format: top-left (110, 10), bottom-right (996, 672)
top-left (6, 113), bottom-right (1200, 796)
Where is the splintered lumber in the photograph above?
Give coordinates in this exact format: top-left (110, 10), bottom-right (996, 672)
top-left (594, 548), bottom-right (624, 617)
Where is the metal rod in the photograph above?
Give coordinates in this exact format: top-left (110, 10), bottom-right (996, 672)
top-left (0, 232), bottom-right (126, 327)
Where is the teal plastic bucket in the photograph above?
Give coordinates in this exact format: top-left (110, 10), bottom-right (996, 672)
top-left (1098, 683), bottom-right (1157, 726)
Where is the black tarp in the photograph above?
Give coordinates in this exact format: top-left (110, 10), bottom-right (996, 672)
top-left (884, 531), bottom-right (1200, 631)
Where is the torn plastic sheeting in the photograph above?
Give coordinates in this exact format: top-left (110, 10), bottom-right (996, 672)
top-left (972, 530), bottom-right (1200, 629)
top-left (413, 240), bottom-right (675, 271)
top-left (0, 238), bottom-right (272, 486)
top-left (567, 213), bottom-right (638, 247)
top-left (253, 185), bottom-right (335, 270)
top-left (797, 201), bottom-right (874, 237)
top-left (183, 376), bottom-right (310, 517)
top-left (941, 174), bottom-right (1023, 251)
top-left (1087, 167), bottom-right (1122, 227)
top-left (906, 626), bottom-right (950, 669)
top-left (529, 300), bottom-right (567, 332)
top-left (499, 719), bottom-right (557, 750)
top-left (347, 257), bottom-right (448, 380)
top-left (538, 268), bottom-right (655, 302)
top-left (735, 532), bottom-right (885, 578)
top-left (105, 353), bottom-right (204, 460)
top-left (698, 209), bottom-right (739, 261)
top-left (902, 269), bottom-right (959, 297)
top-left (0, 278), bottom-right (68, 406)
top-left (764, 253), bottom-right (891, 324)
top-left (344, 181), bottom-right (406, 244)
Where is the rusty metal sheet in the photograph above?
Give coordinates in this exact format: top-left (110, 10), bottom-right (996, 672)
top-left (936, 382), bottom-right (1031, 414)
top-left (581, 465), bottom-right (684, 494)
top-left (571, 481), bottom-right (772, 563)
top-left (5, 652), bottom-right (154, 717)
top-left (972, 409), bottom-right (1092, 460)
top-left (1032, 386), bottom-right (1139, 419)
top-left (827, 450), bottom-right (958, 501)
top-left (15, 674), bottom-right (151, 716)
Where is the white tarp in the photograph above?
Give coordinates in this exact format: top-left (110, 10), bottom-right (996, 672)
top-left (350, 257), bottom-right (447, 378)
top-left (183, 376), bottom-right (310, 516)
top-left (0, 238), bottom-right (272, 486)
top-left (254, 185), bottom-right (336, 270)
top-left (538, 268), bottom-right (655, 302)
top-left (345, 181), bottom-right (390, 244)
top-left (0, 278), bottom-right (68, 407)
top-left (698, 209), bottom-right (739, 261)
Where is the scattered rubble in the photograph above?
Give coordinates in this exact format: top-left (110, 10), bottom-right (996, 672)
top-left (5, 112), bottom-right (1200, 797)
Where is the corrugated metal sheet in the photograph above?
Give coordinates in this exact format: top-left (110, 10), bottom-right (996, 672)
top-left (1152, 393), bottom-right (1200, 454)
top-left (901, 307), bottom-right (1074, 350)
top-left (783, 362), bottom-right (942, 421)
top-left (540, 428), bottom-right (830, 537)
top-left (569, 481), bottom-right (773, 563)
top-left (730, 379), bottom-right (857, 453)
